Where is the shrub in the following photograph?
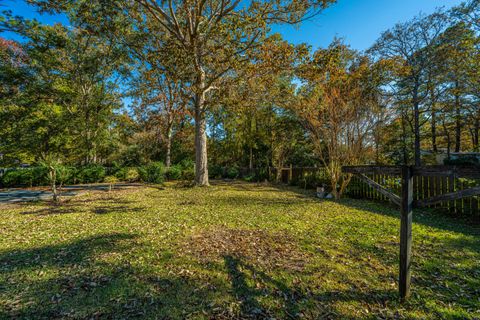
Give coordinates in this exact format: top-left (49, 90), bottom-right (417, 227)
top-left (181, 167), bottom-right (195, 181)
top-left (302, 170), bottom-right (330, 190)
top-left (1, 169), bottom-right (33, 187)
top-left (209, 165), bottom-right (224, 179)
top-left (256, 168), bottom-right (269, 182)
top-left (166, 165), bottom-right (182, 180)
top-left (77, 165), bottom-right (106, 183)
top-left (125, 168), bottom-right (140, 182)
top-left (56, 165), bottom-right (73, 187)
top-left (444, 156), bottom-right (479, 166)
top-left (113, 167), bottom-right (128, 181)
top-left (225, 166), bottom-right (240, 179)
top-left (243, 174), bottom-right (255, 182)
top-left (0, 166), bottom-right (75, 188)
top-left (32, 166), bottom-right (49, 186)
top-left (139, 162), bottom-right (165, 184)
top-left (178, 159), bottom-right (194, 171)
top-left (104, 175), bottom-right (119, 191)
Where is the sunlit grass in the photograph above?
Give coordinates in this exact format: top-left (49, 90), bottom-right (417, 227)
top-left (1, 181), bottom-right (479, 319)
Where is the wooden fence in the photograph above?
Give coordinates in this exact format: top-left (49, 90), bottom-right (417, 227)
top-left (274, 165), bottom-right (480, 217)
top-left (342, 165), bottom-right (480, 300)
top-left (347, 168), bottom-right (480, 217)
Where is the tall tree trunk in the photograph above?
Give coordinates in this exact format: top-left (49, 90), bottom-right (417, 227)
top-left (413, 83), bottom-right (421, 166)
top-left (430, 88), bottom-right (438, 153)
top-left (455, 82), bottom-right (461, 152)
top-left (474, 116), bottom-right (480, 151)
top-left (194, 90), bottom-right (209, 186)
top-left (443, 119), bottom-right (451, 158)
top-left (193, 45), bottom-right (209, 186)
top-left (165, 117), bottom-right (173, 168)
top-left (401, 112), bottom-right (408, 165)
top-left (249, 146), bottom-right (253, 170)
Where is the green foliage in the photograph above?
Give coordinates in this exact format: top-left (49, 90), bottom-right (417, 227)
top-left (139, 162), bottom-right (165, 184)
top-left (0, 166), bottom-right (55, 187)
top-left (55, 165), bottom-right (73, 187)
top-left (180, 167), bottom-right (195, 181)
top-left (1, 182), bottom-right (478, 319)
top-left (112, 166), bottom-right (139, 182)
top-left (444, 156), bottom-right (480, 166)
top-left (166, 165), bottom-right (182, 181)
top-left (112, 167), bottom-right (128, 181)
top-left (125, 168), bottom-right (140, 182)
top-left (243, 174), bottom-right (255, 182)
top-left (289, 170), bottom-right (330, 190)
top-left (1, 169), bottom-right (33, 187)
top-left (104, 175), bottom-right (119, 185)
top-left (209, 165), bottom-right (224, 179)
top-left (76, 165), bottom-right (106, 184)
top-left (178, 159), bottom-right (194, 171)
top-left (225, 166), bottom-right (240, 179)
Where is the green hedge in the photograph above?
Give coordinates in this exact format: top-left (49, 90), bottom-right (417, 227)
top-left (138, 162), bottom-right (165, 184)
top-left (444, 156), bottom-right (479, 166)
top-left (0, 165), bottom-right (107, 188)
top-left (0, 163), bottom-right (269, 188)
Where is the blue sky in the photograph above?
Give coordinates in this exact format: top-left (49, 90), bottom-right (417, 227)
top-left (272, 0), bottom-right (465, 51)
top-left (1, 0), bottom-right (465, 51)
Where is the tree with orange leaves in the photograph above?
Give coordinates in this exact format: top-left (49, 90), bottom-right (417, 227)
top-left (294, 40), bottom-right (387, 199)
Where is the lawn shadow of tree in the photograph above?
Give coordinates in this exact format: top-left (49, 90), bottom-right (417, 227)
top-left (0, 233), bottom-right (221, 319)
top-left (20, 196), bottom-right (146, 216)
top-left (223, 254), bottom-right (398, 319)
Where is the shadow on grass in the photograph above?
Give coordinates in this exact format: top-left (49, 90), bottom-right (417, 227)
top-left (340, 198), bottom-right (480, 239)
top-left (20, 196), bottom-right (145, 216)
top-left (0, 232), bottom-right (398, 319)
top-left (0, 233), bottom-right (221, 319)
top-left (223, 254), bottom-right (397, 319)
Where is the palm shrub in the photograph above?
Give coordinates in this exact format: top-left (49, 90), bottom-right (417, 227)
top-left (139, 162), bottom-right (165, 184)
top-left (56, 165), bottom-right (72, 190)
top-left (166, 165), bottom-right (182, 180)
top-left (180, 160), bottom-right (195, 181)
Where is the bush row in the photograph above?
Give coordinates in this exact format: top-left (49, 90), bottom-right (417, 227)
top-left (0, 161), bottom-right (196, 188)
top-left (208, 165), bottom-right (269, 181)
top-left (0, 165), bottom-right (107, 188)
top-left (0, 162), bottom-right (275, 188)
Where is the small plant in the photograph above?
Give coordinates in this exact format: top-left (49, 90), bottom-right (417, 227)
top-left (104, 175), bottom-right (119, 192)
top-left (243, 174), bottom-right (255, 182)
top-left (39, 158), bottom-right (64, 203)
top-left (226, 166), bottom-right (240, 179)
top-left (125, 168), bottom-right (140, 182)
top-left (56, 165), bottom-right (72, 192)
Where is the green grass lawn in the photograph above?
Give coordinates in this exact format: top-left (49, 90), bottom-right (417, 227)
top-left (1, 181), bottom-right (479, 319)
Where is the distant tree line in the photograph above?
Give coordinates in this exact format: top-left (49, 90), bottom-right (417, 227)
top-left (0, 0), bottom-right (479, 197)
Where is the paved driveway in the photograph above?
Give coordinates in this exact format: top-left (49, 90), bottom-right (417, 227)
top-left (0, 184), bottom-right (141, 203)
